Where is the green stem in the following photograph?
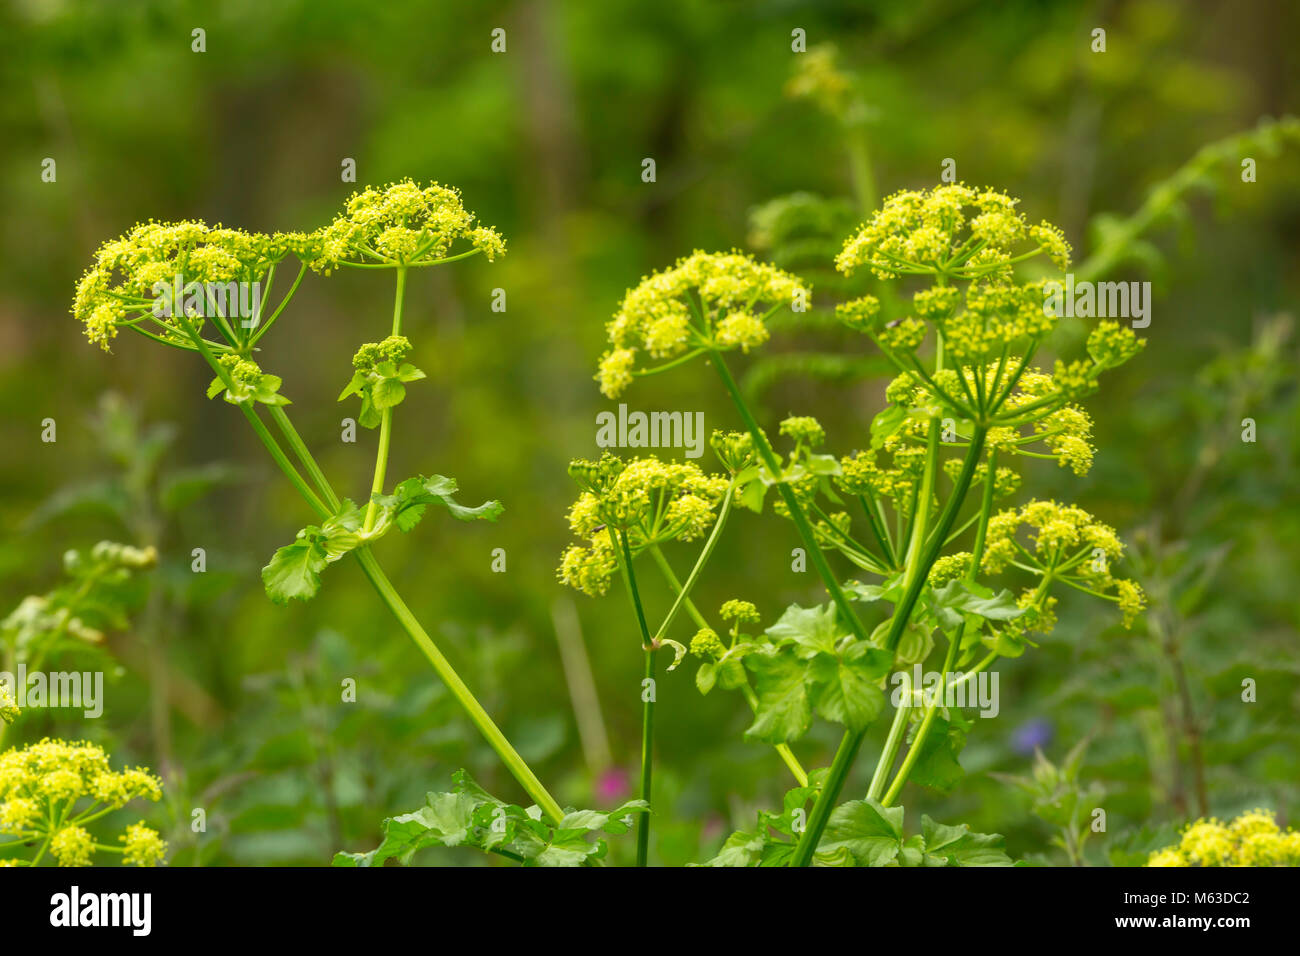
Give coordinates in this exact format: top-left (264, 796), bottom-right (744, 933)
top-left (196, 371), bottom-right (562, 823)
top-left (714, 349), bottom-right (887, 864)
top-left (883, 449), bottom-right (1001, 805)
top-left (647, 545), bottom-right (808, 787)
top-left (352, 547), bottom-right (565, 824)
top-left (709, 351), bottom-right (867, 642)
top-left (363, 409), bottom-right (393, 531)
top-left (611, 529), bottom-right (657, 867)
top-left (268, 405), bottom-right (341, 512)
top-left (883, 426), bottom-right (987, 652)
top-left (363, 267), bottom-right (408, 530)
top-left (789, 729), bottom-right (864, 867)
top-left (248, 261), bottom-right (307, 348)
top-left (653, 480), bottom-right (734, 642)
top-left (638, 644), bottom-right (657, 867)
top-left (867, 692), bottom-right (913, 801)
top-left (881, 635), bottom-right (957, 806)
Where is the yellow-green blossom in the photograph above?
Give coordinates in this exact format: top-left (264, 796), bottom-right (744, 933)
top-left (558, 456), bottom-right (729, 596)
top-left (307, 179), bottom-right (505, 272)
top-left (50, 825), bottom-right (94, 867)
top-left (0, 738), bottom-right (166, 868)
top-left (690, 628), bottom-right (726, 661)
top-left (719, 600), bottom-right (761, 626)
top-left (121, 823), bottom-right (168, 867)
top-left (836, 185), bottom-right (1068, 280)
top-left (597, 251), bottom-right (808, 398)
top-left (1147, 810), bottom-right (1300, 867)
top-left (72, 221), bottom-right (288, 351)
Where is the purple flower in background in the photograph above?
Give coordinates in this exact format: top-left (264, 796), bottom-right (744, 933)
top-left (595, 766), bottom-right (631, 803)
top-left (1011, 718), bottom-right (1054, 756)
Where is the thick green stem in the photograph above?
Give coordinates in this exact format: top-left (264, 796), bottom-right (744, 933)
top-left (883, 427), bottom-right (987, 652)
top-left (268, 405), bottom-right (340, 512)
top-left (637, 645), bottom-right (657, 867)
top-left (788, 729), bottom-right (864, 867)
top-left (882, 449), bottom-right (1000, 805)
top-left (867, 692), bottom-right (913, 801)
top-left (352, 547), bottom-right (564, 823)
top-left (199, 367), bottom-right (563, 822)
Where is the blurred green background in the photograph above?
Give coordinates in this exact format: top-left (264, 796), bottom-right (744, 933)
top-left (0, 0), bottom-right (1297, 865)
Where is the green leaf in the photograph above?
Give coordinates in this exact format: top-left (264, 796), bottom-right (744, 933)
top-left (919, 815), bottom-right (1013, 867)
top-left (809, 641), bottom-right (889, 732)
top-left (844, 577), bottom-right (902, 603)
top-left (358, 397), bottom-right (382, 429)
top-left (695, 661), bottom-right (717, 695)
top-left (931, 580), bottom-right (1026, 625)
top-left (907, 714), bottom-right (970, 793)
top-left (335, 772), bottom-right (645, 867)
top-left (261, 535), bottom-right (328, 605)
top-left (869, 403), bottom-right (907, 450)
top-left (371, 376), bottom-right (407, 411)
top-left (737, 477), bottom-right (768, 513)
top-left (337, 370), bottom-right (367, 401)
top-left (743, 646), bottom-right (811, 744)
top-left (765, 602), bottom-right (843, 655)
top-left (816, 799), bottom-right (903, 866)
top-left (378, 475), bottom-right (504, 532)
top-left (696, 829), bottom-right (768, 867)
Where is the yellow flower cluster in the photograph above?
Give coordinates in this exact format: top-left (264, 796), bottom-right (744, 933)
top-left (597, 251), bottom-right (808, 398)
top-left (689, 628), bottom-right (726, 661)
top-left (0, 738), bottom-right (166, 867)
top-left (835, 184), bottom-right (1071, 281)
top-left (308, 180), bottom-right (505, 272)
top-left (719, 599), bottom-right (761, 626)
top-left (1147, 809), bottom-right (1300, 867)
top-left (710, 430), bottom-right (757, 475)
top-left (939, 280), bottom-right (1057, 366)
top-left (981, 500), bottom-right (1145, 626)
top-left (928, 552), bottom-right (973, 586)
top-left (778, 416), bottom-right (825, 448)
top-left (72, 182), bottom-right (503, 354)
top-left (836, 439), bottom-right (928, 509)
top-left (558, 456), bottom-right (730, 596)
top-left (73, 221), bottom-right (289, 351)
top-left (352, 334), bottom-right (413, 370)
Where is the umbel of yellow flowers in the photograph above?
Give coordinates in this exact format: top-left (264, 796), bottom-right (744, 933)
top-left (1147, 809), bottom-right (1300, 867)
top-left (0, 738), bottom-right (166, 867)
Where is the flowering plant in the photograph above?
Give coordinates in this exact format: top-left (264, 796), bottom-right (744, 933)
top-left (74, 183), bottom-right (648, 860)
top-left (561, 185), bottom-right (1146, 866)
top-left (0, 739), bottom-right (165, 867)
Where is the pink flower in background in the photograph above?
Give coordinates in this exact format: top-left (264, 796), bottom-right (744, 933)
top-left (595, 766), bottom-right (631, 803)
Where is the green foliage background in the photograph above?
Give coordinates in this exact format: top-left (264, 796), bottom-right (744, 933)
top-left (0, 0), bottom-right (1296, 865)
